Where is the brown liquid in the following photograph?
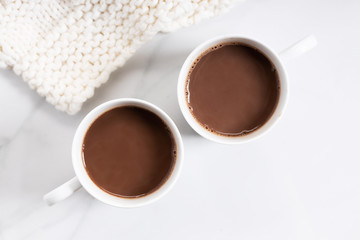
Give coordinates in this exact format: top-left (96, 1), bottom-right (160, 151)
top-left (186, 43), bottom-right (280, 136)
top-left (82, 106), bottom-right (176, 198)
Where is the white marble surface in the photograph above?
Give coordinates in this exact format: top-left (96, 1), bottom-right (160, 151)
top-left (1, 0), bottom-right (360, 239)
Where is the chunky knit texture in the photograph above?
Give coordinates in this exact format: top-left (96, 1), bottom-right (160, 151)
top-left (0, 0), bottom-right (238, 114)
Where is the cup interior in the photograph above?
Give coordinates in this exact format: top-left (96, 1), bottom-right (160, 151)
top-left (177, 36), bottom-right (289, 144)
top-left (72, 98), bottom-right (183, 207)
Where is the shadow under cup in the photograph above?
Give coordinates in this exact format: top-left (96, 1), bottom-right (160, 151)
top-left (177, 36), bottom-right (288, 144)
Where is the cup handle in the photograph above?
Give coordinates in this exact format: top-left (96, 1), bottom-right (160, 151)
top-left (43, 177), bottom-right (82, 206)
top-left (279, 35), bottom-right (318, 62)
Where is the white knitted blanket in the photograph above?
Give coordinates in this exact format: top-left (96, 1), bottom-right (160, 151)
top-left (0, 0), bottom-right (238, 114)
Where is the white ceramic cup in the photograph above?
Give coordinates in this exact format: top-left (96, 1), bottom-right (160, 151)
top-left (44, 98), bottom-right (184, 207)
top-left (178, 35), bottom-right (317, 144)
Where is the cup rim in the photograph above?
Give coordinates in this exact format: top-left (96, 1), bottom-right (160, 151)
top-left (72, 98), bottom-right (184, 208)
top-left (177, 35), bottom-right (289, 144)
